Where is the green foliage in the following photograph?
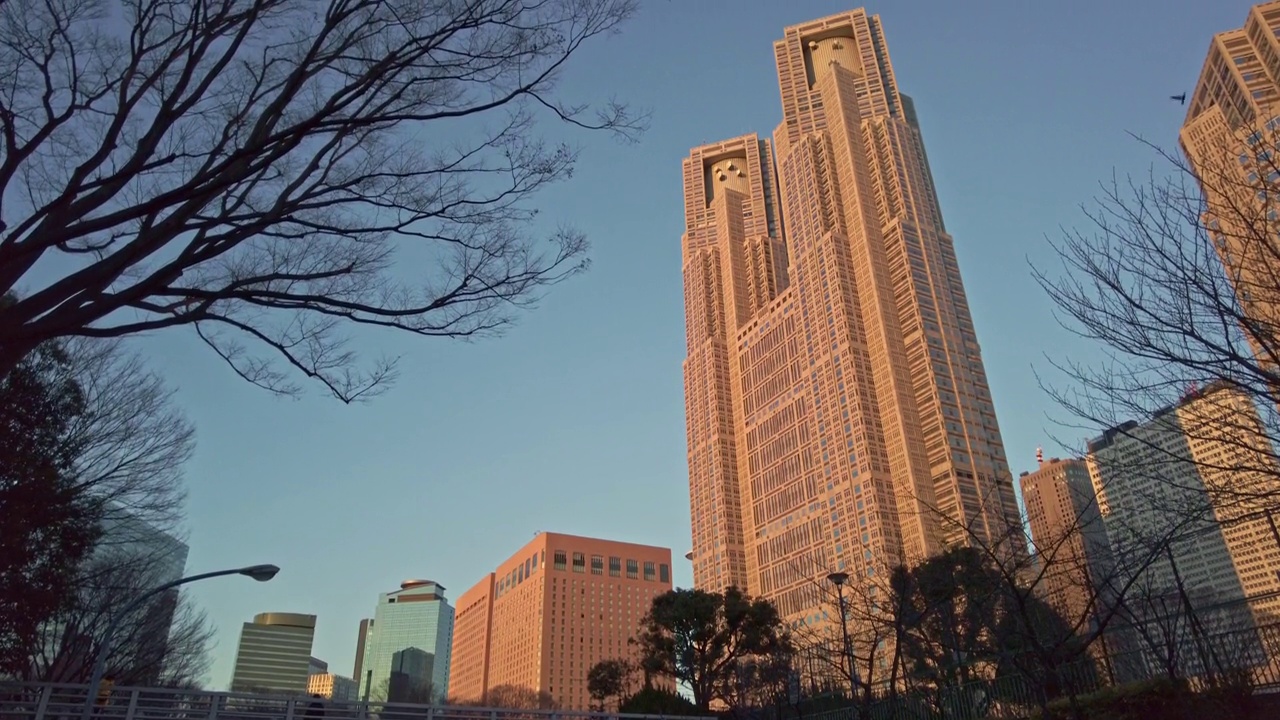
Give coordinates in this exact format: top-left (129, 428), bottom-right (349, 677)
top-left (587, 658), bottom-right (633, 707)
top-left (633, 586), bottom-right (790, 712)
top-left (0, 341), bottom-right (99, 676)
top-left (618, 687), bottom-right (699, 716)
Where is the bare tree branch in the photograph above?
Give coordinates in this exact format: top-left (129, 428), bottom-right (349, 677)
top-left (0, 0), bottom-right (647, 401)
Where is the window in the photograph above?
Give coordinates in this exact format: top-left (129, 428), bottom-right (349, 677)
top-left (591, 555), bottom-right (604, 575)
top-left (626, 559), bottom-right (639, 579)
top-left (644, 561), bottom-right (656, 581)
top-left (553, 551), bottom-right (567, 571)
top-left (609, 556), bottom-right (621, 577)
top-left (572, 552), bottom-right (585, 573)
top-left (659, 564), bottom-right (670, 584)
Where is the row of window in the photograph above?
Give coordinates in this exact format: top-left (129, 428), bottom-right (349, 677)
top-left (549, 550), bottom-right (670, 583)
top-left (494, 550), bottom-right (545, 598)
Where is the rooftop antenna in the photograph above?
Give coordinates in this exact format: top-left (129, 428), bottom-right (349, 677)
top-left (1036, 447), bottom-right (1044, 467)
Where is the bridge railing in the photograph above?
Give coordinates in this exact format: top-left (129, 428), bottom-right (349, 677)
top-left (0, 684), bottom-right (708, 720)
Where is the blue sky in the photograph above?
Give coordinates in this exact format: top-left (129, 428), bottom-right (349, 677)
top-left (127, 0), bottom-right (1253, 689)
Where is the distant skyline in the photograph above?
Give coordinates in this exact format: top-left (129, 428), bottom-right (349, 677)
top-left (106, 0), bottom-right (1254, 689)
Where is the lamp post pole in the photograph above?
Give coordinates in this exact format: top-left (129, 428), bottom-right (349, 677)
top-left (80, 564), bottom-right (280, 720)
top-left (826, 572), bottom-right (857, 702)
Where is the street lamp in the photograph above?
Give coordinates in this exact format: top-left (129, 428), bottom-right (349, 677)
top-left (81, 564), bottom-right (280, 720)
top-left (826, 571), bottom-right (857, 701)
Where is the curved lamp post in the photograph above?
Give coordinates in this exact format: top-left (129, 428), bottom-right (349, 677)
top-left (81, 564), bottom-right (280, 720)
top-left (826, 571), bottom-right (857, 700)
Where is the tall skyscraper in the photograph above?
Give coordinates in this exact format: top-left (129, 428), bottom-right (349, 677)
top-left (447, 533), bottom-right (673, 711)
top-left (1087, 382), bottom-right (1280, 625)
top-left (1181, 2), bottom-right (1280, 354)
top-left (1019, 457), bottom-right (1114, 625)
top-left (681, 8), bottom-right (1022, 618)
top-left (358, 580), bottom-right (454, 702)
top-left (229, 613), bottom-right (317, 693)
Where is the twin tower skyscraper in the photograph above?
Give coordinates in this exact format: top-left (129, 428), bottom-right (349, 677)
top-left (681, 9), bottom-right (1022, 619)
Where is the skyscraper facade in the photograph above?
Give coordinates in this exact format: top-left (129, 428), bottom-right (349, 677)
top-left (229, 613), bottom-right (317, 693)
top-left (681, 9), bottom-right (1021, 618)
top-left (38, 510), bottom-right (190, 685)
top-left (447, 533), bottom-right (672, 711)
top-left (1181, 2), bottom-right (1280, 354)
top-left (1019, 457), bottom-right (1114, 625)
top-left (358, 580), bottom-right (454, 702)
top-left (1087, 383), bottom-right (1280, 625)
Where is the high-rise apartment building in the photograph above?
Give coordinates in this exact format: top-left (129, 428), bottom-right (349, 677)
top-left (1181, 2), bottom-right (1280, 354)
top-left (447, 533), bottom-right (672, 711)
top-left (1019, 457), bottom-right (1114, 625)
top-left (358, 580), bottom-right (454, 702)
top-left (229, 613), bottom-right (317, 693)
top-left (1087, 382), bottom-right (1280, 625)
top-left (681, 8), bottom-right (1022, 617)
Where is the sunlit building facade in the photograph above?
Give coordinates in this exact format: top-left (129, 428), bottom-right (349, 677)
top-left (1088, 383), bottom-right (1280, 625)
top-left (447, 533), bottom-right (672, 711)
top-left (681, 8), bottom-right (1022, 621)
top-left (308, 672), bottom-right (359, 701)
top-left (1181, 1), bottom-right (1280, 355)
top-left (1019, 457), bottom-right (1114, 626)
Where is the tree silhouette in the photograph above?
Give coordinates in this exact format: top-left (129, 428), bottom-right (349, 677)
top-left (0, 0), bottom-right (646, 401)
top-left (632, 586), bottom-right (790, 712)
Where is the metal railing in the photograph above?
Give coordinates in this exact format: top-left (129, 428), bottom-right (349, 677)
top-left (0, 685), bottom-right (709, 720)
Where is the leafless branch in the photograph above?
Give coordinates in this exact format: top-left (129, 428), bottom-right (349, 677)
top-left (0, 0), bottom-right (646, 401)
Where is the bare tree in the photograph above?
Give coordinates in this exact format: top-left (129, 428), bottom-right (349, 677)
top-left (783, 554), bottom-right (907, 718)
top-left (6, 338), bottom-right (206, 685)
top-left (25, 547), bottom-right (214, 688)
top-left (1035, 122), bottom-right (1280, 516)
top-left (0, 0), bottom-right (645, 401)
top-left (57, 337), bottom-right (193, 536)
top-left (482, 684), bottom-right (558, 710)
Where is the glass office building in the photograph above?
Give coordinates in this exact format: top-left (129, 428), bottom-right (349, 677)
top-left (357, 580), bottom-right (453, 701)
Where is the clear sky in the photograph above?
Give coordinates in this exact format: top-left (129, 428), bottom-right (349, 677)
top-left (127, 0), bottom-right (1255, 689)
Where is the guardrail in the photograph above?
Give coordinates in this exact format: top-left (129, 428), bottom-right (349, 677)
top-left (0, 684), bottom-right (709, 720)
